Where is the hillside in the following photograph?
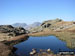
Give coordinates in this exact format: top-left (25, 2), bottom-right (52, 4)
top-left (29, 18), bottom-right (75, 33)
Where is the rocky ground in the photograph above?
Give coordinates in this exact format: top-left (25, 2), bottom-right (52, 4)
top-left (29, 18), bottom-right (75, 33)
top-left (29, 49), bottom-right (75, 56)
top-left (0, 34), bottom-right (29, 56)
top-left (0, 25), bottom-right (29, 56)
top-left (0, 25), bottom-right (26, 41)
top-left (0, 42), bottom-right (17, 56)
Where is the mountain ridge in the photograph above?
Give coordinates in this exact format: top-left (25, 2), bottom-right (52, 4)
top-left (12, 22), bottom-right (41, 30)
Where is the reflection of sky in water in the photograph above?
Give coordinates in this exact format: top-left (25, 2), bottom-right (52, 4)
top-left (14, 36), bottom-right (75, 56)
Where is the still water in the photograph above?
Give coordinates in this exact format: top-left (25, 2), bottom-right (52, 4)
top-left (14, 36), bottom-right (74, 56)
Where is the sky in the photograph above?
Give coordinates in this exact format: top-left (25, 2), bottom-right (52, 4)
top-left (0, 0), bottom-right (75, 25)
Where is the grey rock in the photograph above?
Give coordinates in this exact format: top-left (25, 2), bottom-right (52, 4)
top-left (0, 25), bottom-right (26, 41)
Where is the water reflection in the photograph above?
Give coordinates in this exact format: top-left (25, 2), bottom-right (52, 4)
top-left (14, 36), bottom-right (75, 56)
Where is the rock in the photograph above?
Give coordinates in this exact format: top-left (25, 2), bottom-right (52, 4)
top-left (0, 25), bottom-right (26, 41)
top-left (41, 18), bottom-right (62, 28)
top-left (30, 52), bottom-right (34, 55)
top-left (47, 48), bottom-right (51, 52)
top-left (14, 27), bottom-right (26, 35)
top-left (30, 50), bottom-right (36, 55)
top-left (0, 25), bottom-right (26, 35)
top-left (0, 42), bottom-right (17, 56)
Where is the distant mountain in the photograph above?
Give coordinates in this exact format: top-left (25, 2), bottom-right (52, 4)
top-left (12, 22), bottom-right (41, 30)
top-left (25, 22), bottom-right (41, 30)
top-left (12, 23), bottom-right (27, 28)
top-left (29, 22), bottom-right (41, 28)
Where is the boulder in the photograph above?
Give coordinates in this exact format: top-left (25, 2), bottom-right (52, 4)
top-left (0, 25), bottom-right (26, 41)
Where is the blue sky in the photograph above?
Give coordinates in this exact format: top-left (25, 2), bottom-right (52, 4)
top-left (0, 0), bottom-right (75, 25)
